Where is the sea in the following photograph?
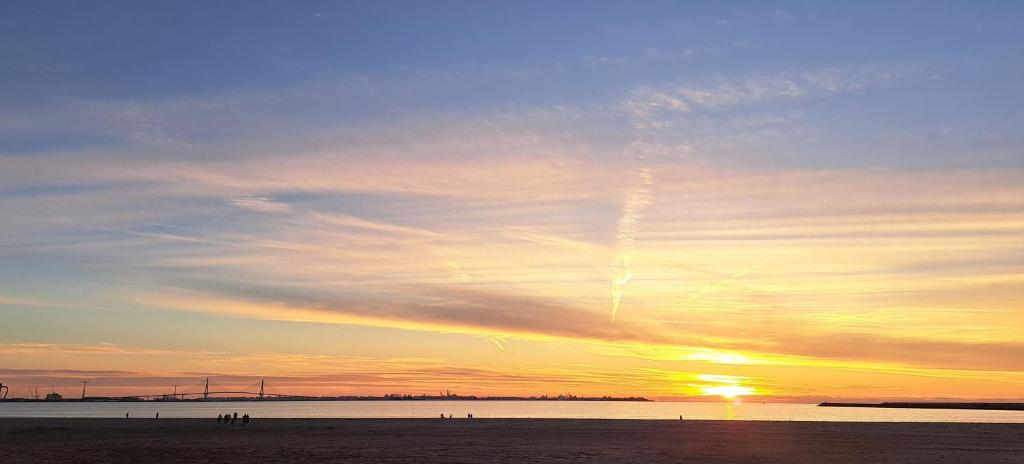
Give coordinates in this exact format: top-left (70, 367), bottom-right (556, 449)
top-left (2, 401), bottom-right (1023, 422)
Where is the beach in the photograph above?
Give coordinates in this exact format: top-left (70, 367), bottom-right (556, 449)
top-left (2, 418), bottom-right (1022, 463)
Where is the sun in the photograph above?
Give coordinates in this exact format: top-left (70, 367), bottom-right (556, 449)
top-left (701, 385), bottom-right (754, 400)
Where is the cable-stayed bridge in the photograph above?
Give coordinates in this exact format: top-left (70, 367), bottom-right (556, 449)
top-left (109, 378), bottom-right (299, 401)
top-left (0, 378), bottom-right (302, 401)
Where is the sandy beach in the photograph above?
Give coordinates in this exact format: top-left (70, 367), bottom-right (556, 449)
top-left (2, 418), bottom-right (1022, 463)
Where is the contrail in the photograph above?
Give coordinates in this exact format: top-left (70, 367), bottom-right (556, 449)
top-left (610, 162), bottom-right (652, 322)
top-left (476, 335), bottom-right (510, 352)
top-left (684, 261), bottom-right (763, 303)
top-left (610, 86), bottom-right (671, 322)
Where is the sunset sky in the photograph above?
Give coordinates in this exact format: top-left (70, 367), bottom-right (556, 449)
top-left (2, 1), bottom-right (1024, 401)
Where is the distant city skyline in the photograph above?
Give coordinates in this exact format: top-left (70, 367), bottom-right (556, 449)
top-left (2, 1), bottom-right (1024, 401)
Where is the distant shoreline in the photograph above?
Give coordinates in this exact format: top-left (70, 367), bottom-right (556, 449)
top-left (2, 396), bottom-right (651, 403)
top-left (819, 402), bottom-right (1024, 411)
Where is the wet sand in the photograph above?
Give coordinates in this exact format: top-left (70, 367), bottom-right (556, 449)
top-left (2, 418), bottom-right (1022, 463)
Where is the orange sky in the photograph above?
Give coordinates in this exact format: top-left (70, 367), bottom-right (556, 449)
top-left (3, 156), bottom-right (1023, 401)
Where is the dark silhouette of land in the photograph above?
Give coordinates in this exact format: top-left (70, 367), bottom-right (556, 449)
top-left (2, 418), bottom-right (1022, 463)
top-left (4, 394), bottom-right (649, 402)
top-left (820, 401), bottom-right (1024, 411)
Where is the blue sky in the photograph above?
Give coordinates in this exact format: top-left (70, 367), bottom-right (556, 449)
top-left (4, 2), bottom-right (1022, 166)
top-left (2, 1), bottom-right (1024, 399)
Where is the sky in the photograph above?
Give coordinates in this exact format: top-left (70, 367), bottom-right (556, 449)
top-left (2, 1), bottom-right (1024, 401)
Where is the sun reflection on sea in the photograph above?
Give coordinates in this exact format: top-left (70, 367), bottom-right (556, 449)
top-left (723, 400), bottom-right (737, 420)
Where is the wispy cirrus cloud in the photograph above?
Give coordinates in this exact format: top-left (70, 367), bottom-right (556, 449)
top-left (230, 195), bottom-right (291, 214)
top-left (626, 65), bottom-right (901, 125)
top-left (5, 113), bottom-right (1023, 374)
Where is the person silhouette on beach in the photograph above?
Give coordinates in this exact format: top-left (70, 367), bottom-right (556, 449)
top-left (125, 412), bottom-right (129, 419)
top-left (217, 414), bottom-right (222, 423)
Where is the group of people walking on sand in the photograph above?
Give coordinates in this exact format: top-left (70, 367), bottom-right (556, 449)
top-left (217, 412), bottom-right (251, 426)
top-left (439, 413), bottom-right (473, 419)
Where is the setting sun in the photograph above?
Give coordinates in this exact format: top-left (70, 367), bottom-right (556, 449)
top-left (701, 386), bottom-right (755, 399)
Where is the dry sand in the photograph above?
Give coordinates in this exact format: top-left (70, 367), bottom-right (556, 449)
top-left (2, 418), bottom-right (1022, 463)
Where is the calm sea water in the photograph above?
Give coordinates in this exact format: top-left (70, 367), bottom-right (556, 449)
top-left (1, 401), bottom-right (1022, 422)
